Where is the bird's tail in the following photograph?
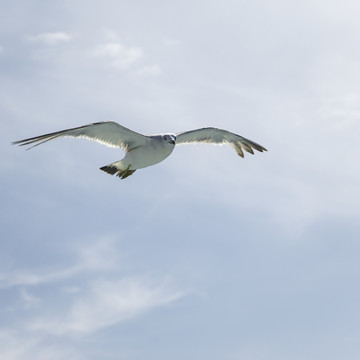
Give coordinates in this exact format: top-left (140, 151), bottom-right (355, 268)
top-left (100, 162), bottom-right (136, 179)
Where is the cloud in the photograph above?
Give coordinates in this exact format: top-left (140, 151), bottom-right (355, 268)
top-left (20, 289), bottom-right (41, 309)
top-left (0, 236), bottom-right (185, 337)
top-left (26, 32), bottom-right (72, 46)
top-left (0, 266), bottom-right (81, 289)
top-left (0, 277), bottom-right (185, 358)
top-left (102, 28), bottom-right (120, 41)
top-left (93, 42), bottom-right (143, 69)
top-left (29, 277), bottom-right (184, 335)
top-left (0, 330), bottom-right (81, 360)
top-left (136, 65), bottom-right (162, 76)
top-left (0, 237), bottom-right (119, 289)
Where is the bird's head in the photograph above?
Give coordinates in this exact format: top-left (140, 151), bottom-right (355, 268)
top-left (161, 134), bottom-right (176, 145)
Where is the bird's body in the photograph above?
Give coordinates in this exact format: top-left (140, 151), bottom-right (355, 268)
top-left (13, 121), bottom-right (267, 179)
top-left (100, 134), bottom-right (176, 178)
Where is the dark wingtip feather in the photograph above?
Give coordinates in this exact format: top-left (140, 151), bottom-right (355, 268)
top-left (236, 148), bottom-right (244, 158)
top-left (12, 140), bottom-right (28, 146)
top-left (246, 141), bottom-right (267, 153)
top-left (256, 145), bottom-right (268, 152)
top-left (251, 142), bottom-right (268, 152)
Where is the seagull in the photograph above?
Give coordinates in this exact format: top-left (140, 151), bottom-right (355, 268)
top-left (13, 121), bottom-right (267, 179)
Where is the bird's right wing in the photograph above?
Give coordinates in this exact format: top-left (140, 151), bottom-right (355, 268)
top-left (12, 121), bottom-right (149, 151)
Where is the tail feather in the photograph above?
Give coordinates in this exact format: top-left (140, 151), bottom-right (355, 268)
top-left (100, 164), bottom-right (136, 179)
top-left (100, 165), bottom-right (118, 175)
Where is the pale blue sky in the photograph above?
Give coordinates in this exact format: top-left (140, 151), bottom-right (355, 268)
top-left (2, 0), bottom-right (360, 359)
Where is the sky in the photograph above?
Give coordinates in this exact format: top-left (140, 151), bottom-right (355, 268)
top-left (1, 0), bottom-right (360, 359)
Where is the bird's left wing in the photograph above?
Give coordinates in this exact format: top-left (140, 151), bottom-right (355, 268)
top-left (12, 121), bottom-right (149, 151)
top-left (175, 127), bottom-right (267, 158)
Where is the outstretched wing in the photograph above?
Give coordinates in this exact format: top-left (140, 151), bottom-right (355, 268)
top-left (12, 121), bottom-right (149, 151)
top-left (175, 127), bottom-right (267, 158)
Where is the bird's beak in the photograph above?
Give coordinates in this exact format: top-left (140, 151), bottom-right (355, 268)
top-left (170, 140), bottom-right (176, 145)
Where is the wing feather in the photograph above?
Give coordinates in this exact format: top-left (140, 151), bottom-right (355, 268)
top-left (12, 121), bottom-right (149, 151)
top-left (175, 127), bottom-right (267, 158)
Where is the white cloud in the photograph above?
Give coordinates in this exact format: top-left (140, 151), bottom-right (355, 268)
top-left (0, 237), bottom-right (119, 289)
top-left (20, 289), bottom-right (41, 309)
top-left (29, 277), bottom-right (184, 335)
top-left (0, 237), bottom-right (185, 337)
top-left (0, 330), bottom-right (81, 360)
top-left (74, 236), bottom-right (120, 271)
top-left (93, 42), bottom-right (143, 69)
top-left (102, 28), bottom-right (120, 41)
top-left (26, 32), bottom-right (72, 46)
top-left (136, 65), bottom-right (162, 76)
top-left (0, 331), bottom-right (39, 360)
top-left (0, 266), bottom-right (80, 288)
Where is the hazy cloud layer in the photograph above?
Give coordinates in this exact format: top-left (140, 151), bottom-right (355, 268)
top-left (93, 42), bottom-right (143, 69)
top-left (0, 237), bottom-right (184, 358)
top-left (29, 277), bottom-right (183, 335)
top-left (26, 32), bottom-right (73, 46)
top-left (2, 0), bottom-right (360, 359)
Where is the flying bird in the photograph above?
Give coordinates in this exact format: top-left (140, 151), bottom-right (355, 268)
top-left (13, 121), bottom-right (267, 179)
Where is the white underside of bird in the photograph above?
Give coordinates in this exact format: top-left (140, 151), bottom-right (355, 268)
top-left (13, 121), bottom-right (267, 179)
top-left (102, 135), bottom-right (176, 178)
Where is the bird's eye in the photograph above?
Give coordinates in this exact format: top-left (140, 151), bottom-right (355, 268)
top-left (163, 135), bottom-right (167, 140)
